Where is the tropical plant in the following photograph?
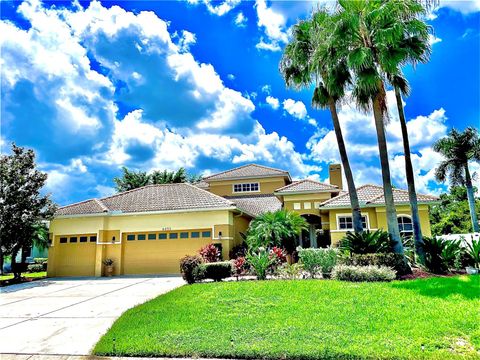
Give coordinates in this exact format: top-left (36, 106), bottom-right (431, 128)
top-left (245, 210), bottom-right (307, 253)
top-left (339, 230), bottom-right (394, 255)
top-left (198, 244), bottom-right (221, 263)
top-left (280, 9), bottom-right (364, 234)
top-left (232, 256), bottom-right (247, 279)
top-left (423, 237), bottom-right (461, 274)
top-left (331, 265), bottom-right (396, 282)
top-left (334, 0), bottom-right (435, 252)
top-left (0, 144), bottom-right (56, 277)
top-left (277, 263), bottom-right (304, 280)
top-left (113, 167), bottom-right (151, 192)
top-left (465, 239), bottom-right (480, 269)
top-left (179, 255), bottom-right (203, 284)
top-left (246, 247), bottom-right (272, 280)
top-left (297, 247), bottom-right (338, 278)
top-left (150, 168), bottom-right (188, 184)
top-left (433, 127), bottom-right (480, 233)
top-left (342, 253), bottom-right (412, 277)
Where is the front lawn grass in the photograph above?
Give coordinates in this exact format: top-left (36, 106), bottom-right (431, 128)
top-left (94, 275), bottom-right (480, 359)
top-left (0, 271), bottom-right (46, 281)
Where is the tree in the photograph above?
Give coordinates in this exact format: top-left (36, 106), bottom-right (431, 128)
top-left (280, 9), bottom-right (364, 234)
top-left (0, 144), bottom-right (56, 277)
top-left (430, 186), bottom-right (480, 236)
top-left (433, 127), bottom-right (480, 232)
top-left (246, 210), bottom-right (308, 254)
top-left (113, 167), bottom-right (202, 192)
top-left (335, 0), bottom-right (429, 253)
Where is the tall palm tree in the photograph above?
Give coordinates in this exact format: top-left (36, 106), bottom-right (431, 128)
top-left (280, 10), bottom-right (364, 234)
top-left (434, 127), bottom-right (480, 233)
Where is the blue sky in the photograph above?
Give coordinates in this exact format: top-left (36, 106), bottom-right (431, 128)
top-left (1, 0), bottom-right (479, 206)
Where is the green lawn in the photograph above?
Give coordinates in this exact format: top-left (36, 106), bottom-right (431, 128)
top-left (94, 276), bottom-right (480, 359)
top-left (0, 271), bottom-right (46, 281)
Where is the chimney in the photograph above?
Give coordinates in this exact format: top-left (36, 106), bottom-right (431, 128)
top-left (329, 164), bottom-right (343, 190)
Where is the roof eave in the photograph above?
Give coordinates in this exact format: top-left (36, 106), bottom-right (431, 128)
top-left (320, 201), bottom-right (439, 210)
top-left (205, 173), bottom-right (291, 183)
top-left (274, 189), bottom-right (339, 196)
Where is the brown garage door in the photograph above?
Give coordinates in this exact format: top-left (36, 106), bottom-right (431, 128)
top-left (122, 229), bottom-right (212, 274)
top-left (56, 235), bottom-right (97, 276)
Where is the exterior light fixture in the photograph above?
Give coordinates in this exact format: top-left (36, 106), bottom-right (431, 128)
top-left (112, 236), bottom-right (116, 244)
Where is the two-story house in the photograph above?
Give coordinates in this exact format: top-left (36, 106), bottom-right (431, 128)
top-left (47, 164), bottom-right (438, 277)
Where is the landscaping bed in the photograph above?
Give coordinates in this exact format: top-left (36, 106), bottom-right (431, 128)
top-left (0, 271), bottom-right (47, 286)
top-left (94, 275), bottom-right (480, 359)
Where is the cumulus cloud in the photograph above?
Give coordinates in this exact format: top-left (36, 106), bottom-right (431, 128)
top-left (439, 0), bottom-right (480, 14)
top-left (283, 99), bottom-right (307, 119)
top-left (265, 96), bottom-right (279, 110)
top-left (428, 34), bottom-right (442, 45)
top-left (187, 0), bottom-right (241, 16)
top-left (234, 12), bottom-right (247, 27)
top-left (255, 0), bottom-right (288, 51)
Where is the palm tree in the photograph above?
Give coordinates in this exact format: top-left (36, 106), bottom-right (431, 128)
top-left (280, 10), bottom-right (364, 234)
top-left (433, 127), bottom-right (480, 233)
top-left (335, 0), bottom-right (429, 253)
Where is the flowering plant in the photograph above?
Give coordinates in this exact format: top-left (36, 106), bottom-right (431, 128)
top-left (199, 243), bottom-right (221, 263)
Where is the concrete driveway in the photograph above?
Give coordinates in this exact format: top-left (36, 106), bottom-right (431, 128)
top-left (0, 276), bottom-right (184, 356)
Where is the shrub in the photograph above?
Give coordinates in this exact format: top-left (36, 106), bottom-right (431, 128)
top-left (268, 246), bottom-right (287, 275)
top-left (465, 238), bottom-right (480, 269)
top-left (195, 261), bottom-right (232, 282)
top-left (199, 243), bottom-right (221, 263)
top-left (27, 264), bottom-right (44, 273)
top-left (246, 247), bottom-right (272, 280)
top-left (33, 257), bottom-right (48, 264)
top-left (277, 263), bottom-right (304, 280)
top-left (342, 253), bottom-right (412, 277)
top-left (180, 255), bottom-right (203, 284)
top-left (331, 265), bottom-right (396, 282)
top-left (338, 230), bottom-right (394, 254)
top-left (232, 256), bottom-right (247, 278)
top-left (423, 237), bottom-right (461, 274)
top-left (297, 247), bottom-right (338, 278)
top-left (229, 242), bottom-right (248, 259)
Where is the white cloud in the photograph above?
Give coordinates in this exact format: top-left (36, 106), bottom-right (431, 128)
top-left (255, 0), bottom-right (288, 51)
top-left (439, 0), bottom-right (480, 14)
top-left (428, 34), bottom-right (442, 45)
top-left (283, 98), bottom-right (307, 119)
top-left (261, 84), bottom-right (271, 94)
top-left (178, 30), bottom-right (196, 52)
top-left (234, 12), bottom-right (247, 27)
top-left (186, 0), bottom-right (241, 16)
top-left (265, 96), bottom-right (279, 110)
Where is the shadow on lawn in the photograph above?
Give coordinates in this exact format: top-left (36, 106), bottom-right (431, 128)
top-left (391, 275), bottom-right (480, 300)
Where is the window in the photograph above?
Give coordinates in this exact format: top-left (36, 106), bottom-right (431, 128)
top-left (70, 237), bottom-right (77, 243)
top-left (191, 231), bottom-right (200, 238)
top-left (127, 234), bottom-right (135, 241)
top-left (79, 236), bottom-right (88, 243)
top-left (233, 182), bottom-right (260, 193)
top-left (158, 233), bottom-right (167, 240)
top-left (202, 231), bottom-right (211, 238)
top-left (398, 216), bottom-right (413, 237)
top-left (169, 233), bottom-right (178, 239)
top-left (293, 203), bottom-right (301, 210)
top-left (137, 234), bottom-right (146, 241)
top-left (180, 232), bottom-right (189, 239)
top-left (304, 202), bottom-right (312, 210)
top-left (148, 233), bottom-right (156, 240)
top-left (338, 215), bottom-right (367, 230)
top-left (90, 236), bottom-right (97, 242)
top-left (60, 237), bottom-right (68, 244)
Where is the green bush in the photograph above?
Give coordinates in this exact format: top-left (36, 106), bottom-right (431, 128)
top-left (465, 238), bottom-right (480, 269)
top-left (331, 265), bottom-right (396, 282)
top-left (342, 253), bottom-right (412, 277)
top-left (27, 263), bottom-right (44, 273)
top-left (423, 237), bottom-right (461, 274)
top-left (277, 263), bottom-right (304, 280)
top-left (297, 247), bottom-right (338, 278)
top-left (195, 261), bottom-right (232, 282)
top-left (246, 248), bottom-right (272, 280)
top-left (338, 230), bottom-right (394, 254)
top-left (33, 257), bottom-right (48, 264)
top-left (179, 255), bottom-right (203, 284)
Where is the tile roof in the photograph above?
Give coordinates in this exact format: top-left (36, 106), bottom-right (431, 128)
top-left (275, 179), bottom-right (338, 194)
top-left (193, 180), bottom-right (209, 189)
top-left (204, 164), bottom-right (290, 181)
top-left (224, 194), bottom-right (282, 217)
top-left (320, 184), bottom-right (439, 208)
top-left (56, 183), bottom-right (235, 216)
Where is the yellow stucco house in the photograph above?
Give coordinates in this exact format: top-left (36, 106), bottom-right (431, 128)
top-left (47, 163), bottom-right (438, 277)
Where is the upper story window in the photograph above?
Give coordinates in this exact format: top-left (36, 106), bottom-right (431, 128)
top-left (233, 182), bottom-right (260, 193)
top-left (338, 215), bottom-right (368, 230)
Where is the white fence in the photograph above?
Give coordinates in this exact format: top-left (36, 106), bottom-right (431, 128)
top-left (437, 233), bottom-right (479, 246)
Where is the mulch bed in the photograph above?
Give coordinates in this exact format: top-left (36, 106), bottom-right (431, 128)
top-left (0, 275), bottom-right (47, 287)
top-left (399, 267), bottom-right (465, 280)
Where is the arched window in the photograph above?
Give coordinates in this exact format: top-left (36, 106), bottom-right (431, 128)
top-left (398, 216), bottom-right (413, 237)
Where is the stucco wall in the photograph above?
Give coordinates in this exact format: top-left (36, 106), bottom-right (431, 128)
top-left (208, 176), bottom-right (287, 197)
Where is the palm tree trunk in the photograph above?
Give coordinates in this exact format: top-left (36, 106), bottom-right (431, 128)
top-left (394, 86), bottom-right (425, 262)
top-left (372, 95), bottom-right (403, 253)
top-left (464, 164), bottom-right (480, 233)
top-left (328, 99), bottom-right (363, 233)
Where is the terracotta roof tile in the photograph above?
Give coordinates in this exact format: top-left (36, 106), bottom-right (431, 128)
top-left (224, 194), bottom-right (282, 217)
top-left (204, 164), bottom-right (290, 181)
top-left (275, 179), bottom-right (338, 193)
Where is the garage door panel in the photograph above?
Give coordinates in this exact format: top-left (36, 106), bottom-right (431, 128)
top-left (56, 237), bottom-right (96, 277)
top-left (123, 232), bottom-right (212, 274)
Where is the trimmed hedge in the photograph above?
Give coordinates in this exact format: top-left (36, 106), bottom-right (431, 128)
top-left (195, 261), bottom-right (232, 282)
top-left (298, 247), bottom-right (338, 278)
top-left (27, 263), bottom-right (44, 272)
top-left (331, 265), bottom-right (396, 282)
top-left (180, 255), bottom-right (203, 284)
top-left (341, 253), bottom-right (412, 277)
